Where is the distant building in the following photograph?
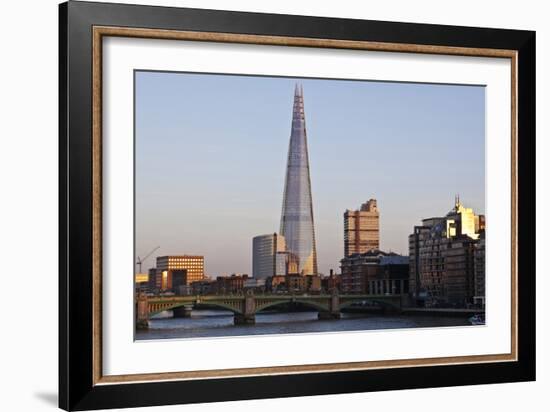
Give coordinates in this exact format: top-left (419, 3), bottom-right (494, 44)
top-left (285, 274), bottom-right (322, 293)
top-left (135, 273), bottom-right (149, 293)
top-left (252, 233), bottom-right (287, 279)
top-left (409, 197), bottom-right (485, 307)
top-left (308, 275), bottom-right (322, 293)
top-left (340, 250), bottom-right (409, 295)
top-left (321, 270), bottom-right (341, 293)
top-left (244, 278), bottom-right (266, 291)
top-left (473, 233), bottom-right (486, 308)
top-left (175, 285), bottom-right (192, 296)
top-left (190, 279), bottom-right (213, 295)
top-left (266, 275), bottom-right (287, 292)
top-left (154, 255), bottom-right (204, 291)
top-left (285, 274), bottom-right (306, 293)
top-left (147, 267), bottom-right (157, 291)
top-left (344, 199), bottom-right (380, 257)
top-left (211, 274), bottom-right (248, 294)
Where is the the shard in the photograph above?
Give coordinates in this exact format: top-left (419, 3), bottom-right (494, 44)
top-left (280, 84), bottom-right (318, 276)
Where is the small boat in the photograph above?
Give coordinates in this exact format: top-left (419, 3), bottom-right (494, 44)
top-left (469, 313), bottom-right (485, 325)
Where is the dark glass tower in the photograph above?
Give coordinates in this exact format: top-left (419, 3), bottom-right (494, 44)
top-left (280, 84), bottom-right (318, 276)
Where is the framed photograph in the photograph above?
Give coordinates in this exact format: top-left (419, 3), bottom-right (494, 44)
top-left (59, 1), bottom-right (535, 410)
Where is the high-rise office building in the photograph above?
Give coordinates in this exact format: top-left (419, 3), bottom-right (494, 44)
top-left (280, 84), bottom-right (318, 276)
top-left (154, 255), bottom-right (204, 290)
top-left (252, 233), bottom-right (287, 279)
top-left (344, 199), bottom-right (380, 257)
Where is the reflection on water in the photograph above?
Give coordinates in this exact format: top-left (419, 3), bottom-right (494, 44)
top-left (135, 309), bottom-right (471, 340)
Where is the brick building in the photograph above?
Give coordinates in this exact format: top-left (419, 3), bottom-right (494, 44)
top-left (340, 250), bottom-right (409, 295)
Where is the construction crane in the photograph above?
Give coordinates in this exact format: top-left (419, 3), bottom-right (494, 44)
top-left (136, 246), bottom-right (160, 274)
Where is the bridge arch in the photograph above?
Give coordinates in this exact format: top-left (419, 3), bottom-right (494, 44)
top-left (192, 301), bottom-right (243, 315)
top-left (255, 298), bottom-right (330, 314)
top-left (149, 301), bottom-right (243, 317)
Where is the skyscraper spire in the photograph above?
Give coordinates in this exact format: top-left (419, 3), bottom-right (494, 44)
top-left (280, 84), bottom-right (318, 276)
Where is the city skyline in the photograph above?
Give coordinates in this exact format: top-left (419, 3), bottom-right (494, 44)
top-left (135, 72), bottom-right (485, 277)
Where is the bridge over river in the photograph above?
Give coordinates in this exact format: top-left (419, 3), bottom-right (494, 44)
top-left (136, 292), bottom-right (406, 329)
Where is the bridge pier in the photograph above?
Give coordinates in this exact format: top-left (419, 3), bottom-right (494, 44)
top-left (136, 293), bottom-right (149, 330)
top-left (234, 293), bottom-right (256, 325)
top-left (382, 306), bottom-right (402, 315)
top-left (234, 314), bottom-right (256, 325)
top-left (382, 295), bottom-right (403, 315)
top-left (173, 305), bottom-right (193, 318)
top-left (317, 311), bottom-right (341, 320)
top-left (318, 291), bottom-right (341, 320)
top-left (136, 319), bottom-right (150, 330)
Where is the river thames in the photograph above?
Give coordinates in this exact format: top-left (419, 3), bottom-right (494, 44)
top-left (135, 309), bottom-right (472, 340)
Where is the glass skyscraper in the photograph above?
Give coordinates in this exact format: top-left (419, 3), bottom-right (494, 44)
top-left (280, 84), bottom-right (318, 276)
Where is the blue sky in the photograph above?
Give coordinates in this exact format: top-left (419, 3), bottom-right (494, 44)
top-left (135, 71), bottom-right (485, 277)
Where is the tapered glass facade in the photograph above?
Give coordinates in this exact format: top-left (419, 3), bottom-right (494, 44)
top-left (280, 85), bottom-right (318, 275)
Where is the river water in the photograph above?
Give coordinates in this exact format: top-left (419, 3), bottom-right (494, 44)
top-left (135, 309), bottom-right (472, 340)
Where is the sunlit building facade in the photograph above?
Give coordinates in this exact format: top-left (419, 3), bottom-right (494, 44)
top-left (280, 84), bottom-right (318, 276)
top-left (134, 273), bottom-right (149, 293)
top-left (408, 197), bottom-right (485, 307)
top-left (344, 199), bottom-right (380, 257)
top-left (154, 255), bottom-right (204, 291)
